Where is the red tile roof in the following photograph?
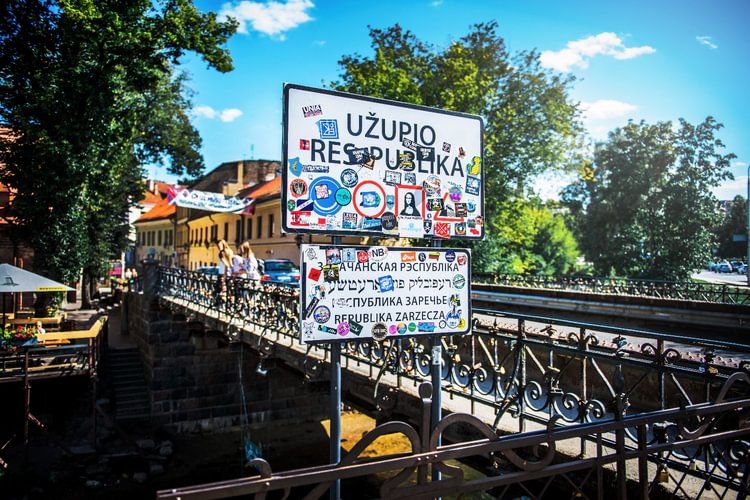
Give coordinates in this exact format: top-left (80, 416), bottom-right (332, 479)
top-left (135, 195), bottom-right (175, 223)
top-left (238, 176), bottom-right (281, 202)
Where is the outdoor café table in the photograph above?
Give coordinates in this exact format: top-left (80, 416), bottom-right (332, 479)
top-left (8, 316), bottom-right (64, 331)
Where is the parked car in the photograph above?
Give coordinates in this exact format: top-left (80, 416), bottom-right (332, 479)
top-left (196, 266), bottom-right (220, 278)
top-left (717, 262), bottom-right (733, 273)
top-left (736, 263), bottom-right (747, 275)
top-left (258, 259), bottom-right (300, 286)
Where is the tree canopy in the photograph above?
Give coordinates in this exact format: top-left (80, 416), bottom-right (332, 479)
top-left (330, 22), bottom-right (583, 274)
top-left (562, 117), bottom-right (735, 280)
top-left (712, 195), bottom-right (747, 260)
top-left (0, 0), bottom-right (237, 286)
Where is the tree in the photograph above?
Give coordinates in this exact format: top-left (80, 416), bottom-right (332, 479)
top-left (330, 22), bottom-right (583, 274)
top-left (562, 118), bottom-right (735, 280)
top-left (712, 195), bottom-right (747, 260)
top-left (0, 0), bottom-right (237, 298)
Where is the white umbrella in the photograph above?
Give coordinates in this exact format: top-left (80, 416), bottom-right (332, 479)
top-left (0, 263), bottom-right (73, 327)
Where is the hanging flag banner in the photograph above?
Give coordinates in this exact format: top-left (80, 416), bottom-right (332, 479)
top-left (299, 244), bottom-right (471, 344)
top-left (282, 84), bottom-right (484, 240)
top-left (167, 186), bottom-right (254, 214)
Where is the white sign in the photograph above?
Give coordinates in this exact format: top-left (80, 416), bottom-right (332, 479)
top-left (299, 244), bottom-right (471, 344)
top-left (282, 84), bottom-right (484, 240)
top-left (167, 186), bottom-right (254, 214)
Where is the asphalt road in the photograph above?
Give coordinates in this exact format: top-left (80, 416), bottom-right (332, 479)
top-left (693, 270), bottom-right (749, 286)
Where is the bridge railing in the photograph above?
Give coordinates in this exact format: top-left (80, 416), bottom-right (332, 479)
top-left (473, 273), bottom-right (750, 304)
top-left (156, 266), bottom-right (750, 497)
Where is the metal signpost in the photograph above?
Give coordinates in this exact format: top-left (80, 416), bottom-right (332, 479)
top-left (282, 84), bottom-right (483, 499)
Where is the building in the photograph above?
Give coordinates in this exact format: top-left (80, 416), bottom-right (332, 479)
top-left (133, 192), bottom-right (176, 266)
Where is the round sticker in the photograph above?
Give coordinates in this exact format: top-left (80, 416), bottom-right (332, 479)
top-left (453, 274), bottom-right (466, 289)
top-left (352, 180), bottom-right (387, 219)
top-left (381, 212), bottom-right (398, 231)
top-left (446, 310), bottom-right (461, 328)
top-left (340, 168), bottom-right (358, 188)
top-left (449, 186), bottom-right (462, 202)
top-left (372, 323), bottom-right (388, 341)
top-left (287, 200), bottom-right (296, 211)
top-left (337, 322), bottom-right (350, 336)
top-left (309, 176), bottom-right (343, 216)
top-left (423, 175), bottom-right (441, 196)
top-left (388, 324), bottom-right (398, 335)
top-left (408, 322), bottom-right (417, 332)
top-left (445, 251), bottom-right (456, 263)
top-left (397, 323), bottom-right (407, 335)
top-left (335, 188), bottom-right (352, 206)
top-left (313, 305), bottom-right (330, 323)
top-left (290, 179), bottom-right (307, 198)
top-left (418, 253), bottom-right (427, 262)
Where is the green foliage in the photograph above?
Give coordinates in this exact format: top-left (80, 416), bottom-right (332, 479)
top-left (712, 195), bottom-right (747, 259)
top-left (562, 118), bottom-right (735, 280)
top-left (0, 0), bottom-right (236, 282)
top-left (331, 22), bottom-right (583, 274)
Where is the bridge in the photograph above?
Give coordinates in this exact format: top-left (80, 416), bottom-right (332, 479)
top-left (115, 265), bottom-right (750, 499)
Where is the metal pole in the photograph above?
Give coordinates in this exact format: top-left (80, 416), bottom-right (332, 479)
top-left (430, 240), bottom-right (442, 483)
top-left (746, 165), bottom-right (749, 286)
top-left (329, 235), bottom-right (342, 500)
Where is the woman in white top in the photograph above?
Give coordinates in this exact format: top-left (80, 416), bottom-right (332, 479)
top-left (239, 241), bottom-right (259, 280)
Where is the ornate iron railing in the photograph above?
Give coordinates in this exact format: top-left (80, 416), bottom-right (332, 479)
top-left (473, 273), bottom-right (750, 305)
top-left (155, 266), bottom-right (750, 498)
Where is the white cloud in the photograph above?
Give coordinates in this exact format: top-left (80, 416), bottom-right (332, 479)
top-left (713, 176), bottom-right (746, 200)
top-left (580, 99), bottom-right (637, 120)
top-left (735, 161), bottom-right (748, 168)
top-left (220, 0), bottom-right (314, 40)
top-left (193, 106), bottom-right (243, 123)
top-left (540, 32), bottom-right (655, 72)
top-left (220, 109), bottom-right (243, 122)
top-left (696, 36), bottom-right (718, 49)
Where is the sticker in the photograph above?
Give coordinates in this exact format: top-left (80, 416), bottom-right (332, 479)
top-left (386, 194), bottom-right (395, 209)
top-left (296, 198), bottom-right (314, 211)
top-left (347, 147), bottom-right (371, 165)
top-left (398, 151), bottom-right (415, 170)
top-left (457, 254), bottom-right (467, 266)
top-left (303, 164), bottom-right (329, 173)
top-left (416, 146), bottom-right (434, 162)
top-left (423, 176), bottom-right (441, 196)
top-left (377, 275), bottom-right (395, 292)
top-left (309, 177), bottom-right (343, 216)
top-left (302, 104), bottom-right (322, 117)
top-left (465, 176), bottom-right (481, 196)
top-left (401, 252), bottom-right (417, 262)
top-left (372, 323), bottom-right (388, 341)
top-left (384, 171), bottom-right (402, 186)
top-left (323, 265), bottom-right (340, 282)
top-left (290, 178), bottom-right (307, 198)
top-left (445, 251), bottom-right (456, 263)
top-left (313, 305), bottom-right (331, 323)
top-left (455, 203), bottom-right (468, 217)
top-left (335, 188), bottom-right (352, 206)
top-left (434, 222), bottom-right (451, 238)
top-left (368, 246), bottom-right (388, 261)
top-left (340, 168), bottom-right (359, 188)
top-left (316, 119), bottom-right (339, 139)
top-left (467, 201), bottom-right (476, 213)
top-left (408, 322), bottom-right (417, 332)
top-left (423, 220), bottom-right (433, 234)
top-left (299, 139), bottom-right (310, 151)
top-left (403, 172), bottom-right (416, 185)
top-left (428, 252), bottom-right (440, 261)
top-left (449, 186), bottom-right (462, 202)
top-left (475, 215), bottom-right (484, 226)
top-left (342, 248), bottom-right (357, 262)
top-left (304, 247), bottom-right (318, 260)
top-left (308, 268), bottom-right (322, 281)
top-left (418, 253), bottom-right (427, 262)
top-left (304, 297), bottom-right (319, 319)
top-left (349, 321), bottom-right (364, 336)
top-left (325, 248), bottom-right (341, 264)
top-left (468, 156), bottom-right (481, 176)
top-left (290, 211), bottom-right (311, 226)
top-left (362, 218), bottom-right (382, 230)
top-left (442, 142), bottom-right (451, 153)
top-left (352, 180), bottom-right (387, 219)
top-left (286, 200), bottom-right (296, 211)
top-left (337, 322), bottom-right (350, 337)
top-left (288, 157), bottom-right (303, 177)
top-left (446, 310), bottom-right (461, 328)
top-left (418, 322), bottom-right (436, 332)
top-left (454, 222), bottom-right (466, 236)
top-left (450, 294), bottom-right (461, 307)
top-left (402, 138), bottom-right (418, 150)
top-left (397, 323), bottom-right (407, 334)
top-left (458, 147), bottom-right (466, 158)
top-left (342, 212), bottom-right (358, 229)
top-left (398, 190), bottom-right (422, 218)
top-left (381, 212), bottom-right (398, 231)
top-left (318, 325), bottom-right (337, 334)
top-left (357, 250), bottom-right (369, 263)
top-left (453, 274), bottom-right (466, 289)
top-left (302, 321), bottom-right (314, 338)
top-left (388, 324), bottom-right (398, 335)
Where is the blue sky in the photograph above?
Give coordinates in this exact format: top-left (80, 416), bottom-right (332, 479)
top-left (157, 0), bottom-right (750, 201)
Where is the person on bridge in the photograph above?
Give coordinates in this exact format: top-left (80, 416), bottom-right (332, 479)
top-left (238, 241), bottom-right (259, 281)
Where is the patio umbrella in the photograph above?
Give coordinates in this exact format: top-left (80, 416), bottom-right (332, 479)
top-left (0, 263), bottom-right (73, 327)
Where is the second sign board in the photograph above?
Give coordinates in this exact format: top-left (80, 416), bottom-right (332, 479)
top-left (300, 244), bottom-right (471, 344)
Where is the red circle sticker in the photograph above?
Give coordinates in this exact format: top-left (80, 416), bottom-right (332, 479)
top-left (352, 180), bottom-right (386, 219)
top-left (290, 178), bottom-right (308, 198)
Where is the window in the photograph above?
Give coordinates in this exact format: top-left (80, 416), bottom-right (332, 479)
top-left (235, 220), bottom-right (241, 243)
top-left (224, 222), bottom-right (229, 241)
top-left (247, 219), bottom-right (253, 240)
top-left (268, 213), bottom-right (274, 238)
top-left (212, 224), bottom-right (218, 242)
top-left (256, 215), bottom-right (262, 239)
top-left (157, 230), bottom-right (162, 247)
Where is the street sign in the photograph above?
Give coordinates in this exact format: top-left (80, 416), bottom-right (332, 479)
top-left (299, 244), bottom-right (471, 344)
top-left (282, 84), bottom-right (484, 240)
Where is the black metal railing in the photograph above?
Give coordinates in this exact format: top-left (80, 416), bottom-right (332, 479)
top-left (154, 266), bottom-right (750, 498)
top-left (473, 273), bottom-right (750, 304)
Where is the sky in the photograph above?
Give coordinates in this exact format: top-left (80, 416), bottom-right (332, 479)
top-left (155, 0), bottom-right (750, 201)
